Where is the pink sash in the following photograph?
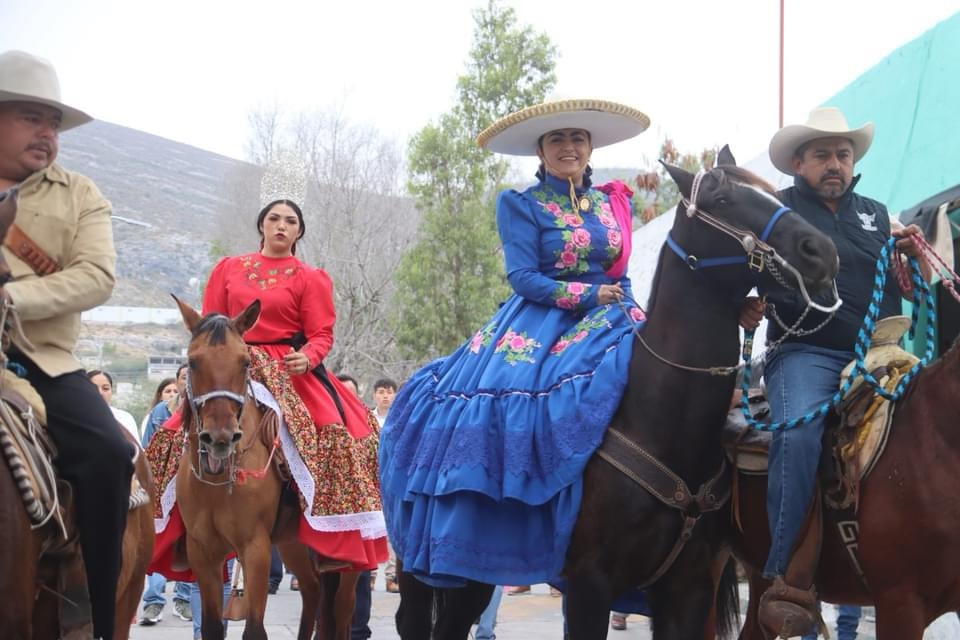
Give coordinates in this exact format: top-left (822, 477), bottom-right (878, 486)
top-left (597, 181), bottom-right (634, 279)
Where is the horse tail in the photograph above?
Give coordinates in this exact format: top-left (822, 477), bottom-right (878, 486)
top-left (715, 557), bottom-right (740, 639)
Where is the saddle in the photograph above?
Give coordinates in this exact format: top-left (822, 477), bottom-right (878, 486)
top-left (722, 317), bottom-right (916, 503)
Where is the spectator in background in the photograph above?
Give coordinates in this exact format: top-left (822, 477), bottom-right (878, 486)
top-left (87, 369), bottom-right (138, 439)
top-left (140, 377), bottom-right (177, 438)
top-left (141, 364), bottom-right (187, 447)
top-left (371, 377), bottom-right (399, 593)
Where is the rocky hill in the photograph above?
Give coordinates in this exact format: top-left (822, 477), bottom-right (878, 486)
top-left (58, 121), bottom-right (253, 307)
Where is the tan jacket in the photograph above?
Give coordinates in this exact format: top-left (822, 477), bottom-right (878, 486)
top-left (3, 162), bottom-right (115, 376)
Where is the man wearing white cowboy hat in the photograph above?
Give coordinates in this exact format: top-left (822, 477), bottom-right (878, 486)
top-left (739, 106), bottom-right (929, 637)
top-left (0, 50), bottom-right (132, 640)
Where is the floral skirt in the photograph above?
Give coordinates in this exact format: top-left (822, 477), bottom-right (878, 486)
top-left (379, 294), bottom-right (642, 587)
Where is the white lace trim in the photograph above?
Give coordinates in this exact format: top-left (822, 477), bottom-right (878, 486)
top-left (254, 381), bottom-right (387, 540)
top-left (155, 474), bottom-right (178, 534)
top-left (152, 383), bottom-right (387, 541)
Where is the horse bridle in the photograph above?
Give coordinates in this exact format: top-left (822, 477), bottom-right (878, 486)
top-left (626, 169), bottom-right (842, 376)
top-left (671, 169), bottom-right (842, 316)
top-left (184, 366), bottom-right (252, 486)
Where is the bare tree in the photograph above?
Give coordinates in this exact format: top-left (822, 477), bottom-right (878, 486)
top-left (215, 105), bottom-right (420, 393)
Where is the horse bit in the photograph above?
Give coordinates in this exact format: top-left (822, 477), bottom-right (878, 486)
top-left (184, 367), bottom-right (251, 488)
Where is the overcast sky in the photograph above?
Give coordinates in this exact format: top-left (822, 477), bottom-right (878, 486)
top-left (2, 0), bottom-right (957, 172)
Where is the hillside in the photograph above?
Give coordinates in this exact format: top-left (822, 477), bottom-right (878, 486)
top-left (58, 121), bottom-right (253, 306)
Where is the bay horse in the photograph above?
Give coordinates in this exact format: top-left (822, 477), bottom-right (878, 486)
top-left (0, 187), bottom-right (155, 640)
top-left (732, 337), bottom-right (960, 637)
top-left (173, 297), bottom-right (360, 640)
top-left (389, 148), bottom-right (841, 639)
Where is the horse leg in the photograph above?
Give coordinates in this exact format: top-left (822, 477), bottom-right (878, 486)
top-left (432, 580), bottom-right (494, 640)
top-left (873, 596), bottom-right (926, 640)
top-left (238, 537), bottom-right (272, 640)
top-left (647, 562), bottom-right (715, 640)
top-left (113, 504), bottom-right (155, 640)
top-left (187, 536), bottom-right (228, 640)
top-left (395, 570), bottom-right (436, 640)
top-left (277, 541), bottom-right (321, 640)
top-left (331, 572), bottom-right (359, 640)
top-left (565, 572), bottom-right (615, 640)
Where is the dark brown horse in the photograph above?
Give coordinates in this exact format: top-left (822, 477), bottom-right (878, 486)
top-left (389, 149), bottom-right (841, 639)
top-left (174, 297), bottom-right (361, 640)
top-left (0, 187), bottom-right (155, 640)
top-left (732, 339), bottom-right (960, 637)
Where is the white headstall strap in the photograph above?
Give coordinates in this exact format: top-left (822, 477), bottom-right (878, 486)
top-left (686, 170), bottom-right (707, 218)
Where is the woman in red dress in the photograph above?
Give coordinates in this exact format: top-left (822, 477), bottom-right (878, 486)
top-left (202, 199), bottom-right (387, 569)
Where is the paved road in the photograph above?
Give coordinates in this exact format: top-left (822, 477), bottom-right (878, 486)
top-left (127, 580), bottom-right (960, 639)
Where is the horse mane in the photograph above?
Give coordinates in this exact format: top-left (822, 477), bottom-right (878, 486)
top-left (193, 313), bottom-right (233, 345)
top-left (716, 165), bottom-right (778, 196)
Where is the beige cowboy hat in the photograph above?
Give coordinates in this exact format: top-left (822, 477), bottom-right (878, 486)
top-left (769, 106), bottom-right (874, 176)
top-left (476, 98), bottom-right (650, 156)
top-left (0, 50), bottom-right (92, 131)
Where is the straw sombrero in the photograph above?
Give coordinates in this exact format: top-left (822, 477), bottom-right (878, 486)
top-left (0, 50), bottom-right (92, 131)
top-left (769, 106), bottom-right (873, 176)
top-left (476, 99), bottom-right (649, 156)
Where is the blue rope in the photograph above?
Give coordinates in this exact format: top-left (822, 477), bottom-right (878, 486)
top-left (741, 237), bottom-right (935, 431)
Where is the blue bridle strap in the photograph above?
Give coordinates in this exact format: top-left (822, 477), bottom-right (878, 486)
top-left (667, 205), bottom-right (792, 271)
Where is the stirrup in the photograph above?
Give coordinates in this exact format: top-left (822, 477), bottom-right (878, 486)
top-left (758, 576), bottom-right (820, 638)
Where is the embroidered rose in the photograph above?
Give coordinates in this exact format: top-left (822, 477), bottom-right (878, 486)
top-left (552, 281), bottom-right (591, 310)
top-left (494, 329), bottom-right (541, 365)
top-left (571, 228), bottom-right (591, 248)
top-left (551, 309), bottom-right (613, 356)
top-left (599, 201), bottom-right (613, 215)
top-left (607, 230), bottom-right (622, 248)
top-left (469, 323), bottom-right (496, 354)
top-left (567, 282), bottom-right (587, 296)
top-left (562, 213), bottom-right (584, 227)
top-left (630, 307), bottom-right (646, 323)
top-left (544, 202), bottom-right (562, 215)
top-left (559, 251), bottom-right (578, 267)
top-left (598, 213), bottom-right (617, 229)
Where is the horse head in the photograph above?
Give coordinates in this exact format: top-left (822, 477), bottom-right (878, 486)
top-left (662, 146), bottom-right (839, 301)
top-left (174, 295), bottom-right (261, 476)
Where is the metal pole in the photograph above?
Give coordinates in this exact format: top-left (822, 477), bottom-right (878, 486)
top-left (779, 0), bottom-right (785, 128)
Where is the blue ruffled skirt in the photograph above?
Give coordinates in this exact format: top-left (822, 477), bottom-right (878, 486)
top-left (379, 294), bottom-right (641, 587)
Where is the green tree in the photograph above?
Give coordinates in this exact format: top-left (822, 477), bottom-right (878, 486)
top-left (395, 0), bottom-right (557, 360)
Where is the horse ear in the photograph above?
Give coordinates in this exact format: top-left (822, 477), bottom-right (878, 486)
top-left (232, 299), bottom-right (261, 336)
top-left (660, 161), bottom-right (694, 199)
top-left (717, 145), bottom-right (737, 167)
top-left (173, 294), bottom-right (201, 332)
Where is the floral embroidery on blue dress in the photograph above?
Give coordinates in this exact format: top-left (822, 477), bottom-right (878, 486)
top-left (494, 328), bottom-right (541, 365)
top-left (469, 323), bottom-right (497, 354)
top-left (551, 281), bottom-right (594, 310)
top-left (550, 307), bottom-right (614, 355)
top-left (379, 173), bottom-right (644, 590)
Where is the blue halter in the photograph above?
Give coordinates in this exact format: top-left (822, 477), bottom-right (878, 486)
top-left (666, 206), bottom-right (791, 271)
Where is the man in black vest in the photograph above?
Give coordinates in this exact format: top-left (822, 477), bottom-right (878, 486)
top-left (739, 107), bottom-right (929, 637)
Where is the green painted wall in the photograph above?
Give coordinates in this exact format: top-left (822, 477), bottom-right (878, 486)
top-left (824, 11), bottom-right (960, 214)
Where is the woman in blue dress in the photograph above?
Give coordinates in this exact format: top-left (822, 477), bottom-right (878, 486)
top-left (380, 99), bottom-right (650, 589)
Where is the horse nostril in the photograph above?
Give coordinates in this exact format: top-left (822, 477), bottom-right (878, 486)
top-left (199, 432), bottom-right (214, 446)
top-left (231, 432), bottom-right (242, 443)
